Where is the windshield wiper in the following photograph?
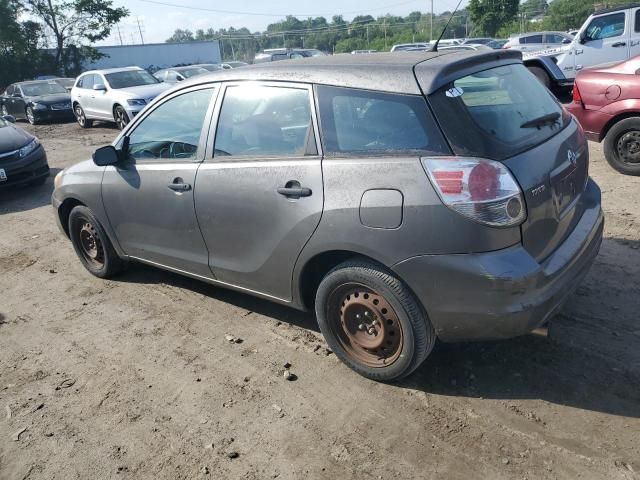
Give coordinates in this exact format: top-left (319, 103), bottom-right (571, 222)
top-left (520, 112), bottom-right (561, 129)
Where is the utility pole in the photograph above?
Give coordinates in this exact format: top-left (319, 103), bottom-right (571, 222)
top-left (366, 25), bottom-right (369, 48)
top-left (430, 0), bottom-right (434, 41)
top-left (384, 18), bottom-right (387, 50)
top-left (116, 24), bottom-right (124, 45)
top-left (136, 17), bottom-right (145, 45)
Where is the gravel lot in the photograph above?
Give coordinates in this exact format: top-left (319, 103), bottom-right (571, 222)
top-left (1, 120), bottom-right (639, 480)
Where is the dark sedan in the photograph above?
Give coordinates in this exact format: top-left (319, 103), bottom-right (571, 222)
top-left (0, 80), bottom-right (74, 125)
top-left (0, 115), bottom-right (49, 187)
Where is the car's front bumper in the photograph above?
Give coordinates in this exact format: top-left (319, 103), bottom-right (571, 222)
top-left (0, 145), bottom-right (49, 188)
top-left (34, 108), bottom-right (75, 123)
top-left (393, 178), bottom-right (604, 342)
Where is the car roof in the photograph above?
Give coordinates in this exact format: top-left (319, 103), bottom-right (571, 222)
top-left (180, 50), bottom-right (522, 95)
top-left (80, 66), bottom-right (143, 75)
top-left (594, 3), bottom-right (640, 15)
top-left (15, 80), bottom-right (62, 86)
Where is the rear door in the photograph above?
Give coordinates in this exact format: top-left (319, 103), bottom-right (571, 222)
top-left (194, 82), bottom-right (323, 301)
top-left (426, 63), bottom-right (589, 262)
top-left (102, 85), bottom-right (218, 276)
top-left (577, 10), bottom-right (630, 72)
top-left (629, 7), bottom-right (640, 58)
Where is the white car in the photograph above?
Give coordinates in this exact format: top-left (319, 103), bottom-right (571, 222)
top-left (504, 31), bottom-right (573, 52)
top-left (71, 67), bottom-right (171, 130)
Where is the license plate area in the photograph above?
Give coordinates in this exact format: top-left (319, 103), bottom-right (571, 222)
top-left (550, 164), bottom-right (579, 217)
top-left (0, 168), bottom-right (6, 182)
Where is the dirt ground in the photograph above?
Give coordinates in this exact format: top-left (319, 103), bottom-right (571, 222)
top-left (0, 119), bottom-right (639, 480)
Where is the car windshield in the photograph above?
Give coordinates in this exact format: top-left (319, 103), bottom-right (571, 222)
top-left (55, 78), bottom-right (75, 88)
top-left (20, 82), bottom-right (67, 96)
top-left (105, 70), bottom-right (159, 89)
top-left (428, 64), bottom-right (569, 161)
top-left (178, 67), bottom-right (208, 78)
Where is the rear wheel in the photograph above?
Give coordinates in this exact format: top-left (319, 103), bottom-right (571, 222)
top-left (75, 104), bottom-right (93, 128)
top-left (1, 105), bottom-right (8, 116)
top-left (68, 206), bottom-right (125, 278)
top-left (603, 117), bottom-right (640, 176)
top-left (315, 260), bottom-right (435, 381)
top-left (528, 66), bottom-right (551, 90)
top-left (114, 105), bottom-right (129, 130)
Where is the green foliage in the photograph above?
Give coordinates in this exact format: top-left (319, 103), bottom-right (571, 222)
top-left (23, 0), bottom-right (129, 75)
top-left (468, 0), bottom-right (520, 37)
top-left (166, 10), bottom-right (474, 61)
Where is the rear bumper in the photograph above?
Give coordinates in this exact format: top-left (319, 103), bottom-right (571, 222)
top-left (0, 145), bottom-right (49, 188)
top-left (393, 178), bottom-right (604, 342)
top-left (566, 104), bottom-right (610, 142)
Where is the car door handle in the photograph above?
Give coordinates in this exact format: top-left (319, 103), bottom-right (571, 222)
top-left (277, 181), bottom-right (312, 198)
top-left (168, 180), bottom-right (192, 192)
top-left (612, 42), bottom-right (627, 47)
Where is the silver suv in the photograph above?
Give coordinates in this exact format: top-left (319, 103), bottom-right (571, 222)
top-left (53, 52), bottom-right (603, 381)
top-left (71, 67), bottom-right (171, 130)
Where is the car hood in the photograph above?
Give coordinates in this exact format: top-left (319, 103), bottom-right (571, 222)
top-left (24, 93), bottom-right (71, 105)
top-left (0, 124), bottom-right (33, 153)
top-left (115, 83), bottom-right (171, 100)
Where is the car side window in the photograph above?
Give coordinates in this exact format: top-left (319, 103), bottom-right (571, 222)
top-left (5, 86), bottom-right (14, 96)
top-left (523, 34), bottom-right (543, 44)
top-left (317, 86), bottom-right (449, 156)
top-left (635, 10), bottom-right (640, 32)
top-left (545, 34), bottom-right (564, 44)
top-left (82, 74), bottom-right (95, 89)
top-left (585, 13), bottom-right (626, 41)
top-left (125, 88), bottom-right (215, 162)
top-left (214, 85), bottom-right (314, 157)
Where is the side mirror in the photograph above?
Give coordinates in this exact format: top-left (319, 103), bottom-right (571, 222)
top-left (2, 115), bottom-right (16, 123)
top-left (176, 75), bottom-right (185, 82)
top-left (579, 32), bottom-right (587, 44)
top-left (13, 92), bottom-right (22, 98)
top-left (93, 145), bottom-right (120, 166)
top-left (93, 83), bottom-right (107, 91)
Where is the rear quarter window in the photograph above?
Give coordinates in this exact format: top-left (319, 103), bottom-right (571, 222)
top-left (317, 86), bottom-right (449, 156)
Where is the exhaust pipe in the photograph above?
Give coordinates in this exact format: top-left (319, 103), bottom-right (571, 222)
top-left (530, 326), bottom-right (549, 338)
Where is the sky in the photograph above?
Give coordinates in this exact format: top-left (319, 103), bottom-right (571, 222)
top-left (102, 0), bottom-right (470, 45)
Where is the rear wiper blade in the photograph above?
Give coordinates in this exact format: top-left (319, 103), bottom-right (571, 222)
top-left (520, 112), bottom-right (561, 129)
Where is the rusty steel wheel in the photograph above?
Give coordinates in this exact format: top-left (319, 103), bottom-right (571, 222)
top-left (78, 221), bottom-right (105, 268)
top-left (315, 260), bottom-right (436, 381)
top-left (68, 206), bottom-right (125, 278)
top-left (329, 285), bottom-right (404, 368)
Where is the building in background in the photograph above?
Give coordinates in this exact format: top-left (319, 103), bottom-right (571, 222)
top-left (86, 41), bottom-right (222, 72)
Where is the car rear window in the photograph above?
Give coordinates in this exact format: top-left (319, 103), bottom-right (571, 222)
top-left (428, 64), bottom-right (570, 161)
top-left (317, 86), bottom-right (449, 156)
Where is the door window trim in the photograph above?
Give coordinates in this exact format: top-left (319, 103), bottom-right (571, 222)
top-left (114, 83), bottom-right (220, 165)
top-left (205, 80), bottom-right (322, 163)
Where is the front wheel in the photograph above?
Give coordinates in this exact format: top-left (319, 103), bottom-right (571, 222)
top-left (26, 106), bottom-right (38, 125)
top-left (68, 206), bottom-right (126, 278)
top-left (1, 105), bottom-right (8, 116)
top-left (603, 117), bottom-right (640, 176)
top-left (315, 260), bottom-right (435, 381)
top-left (114, 106), bottom-right (129, 130)
top-left (75, 104), bottom-right (93, 128)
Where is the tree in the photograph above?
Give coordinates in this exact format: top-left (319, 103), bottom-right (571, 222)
top-left (467, 0), bottom-right (519, 37)
top-left (166, 29), bottom-right (195, 43)
top-left (23, 0), bottom-right (128, 74)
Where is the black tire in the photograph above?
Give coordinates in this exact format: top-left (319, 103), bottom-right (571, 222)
top-left (1, 105), bottom-right (8, 116)
top-left (75, 104), bottom-right (93, 128)
top-left (114, 105), bottom-right (129, 130)
top-left (315, 259), bottom-right (435, 381)
top-left (68, 206), bottom-right (126, 278)
top-left (528, 66), bottom-right (551, 90)
top-left (26, 106), bottom-right (38, 125)
top-left (603, 117), bottom-right (640, 176)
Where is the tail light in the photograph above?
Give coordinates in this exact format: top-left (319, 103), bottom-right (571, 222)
top-left (423, 157), bottom-right (527, 228)
top-left (573, 82), bottom-right (584, 106)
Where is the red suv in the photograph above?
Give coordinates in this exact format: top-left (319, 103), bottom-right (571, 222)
top-left (568, 56), bottom-right (640, 176)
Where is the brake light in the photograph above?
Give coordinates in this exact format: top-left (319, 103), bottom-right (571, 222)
top-left (423, 157), bottom-right (527, 227)
top-left (573, 83), bottom-right (583, 106)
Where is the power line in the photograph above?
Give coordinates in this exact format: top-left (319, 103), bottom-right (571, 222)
top-left (134, 0), bottom-right (424, 18)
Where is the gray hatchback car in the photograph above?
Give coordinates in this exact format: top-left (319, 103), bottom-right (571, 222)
top-left (52, 51), bottom-right (604, 381)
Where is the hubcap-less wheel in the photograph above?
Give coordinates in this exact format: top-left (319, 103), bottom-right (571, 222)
top-left (616, 131), bottom-right (640, 164)
top-left (115, 107), bottom-right (129, 130)
top-left (78, 222), bottom-right (105, 268)
top-left (328, 285), bottom-right (404, 368)
top-left (1, 105), bottom-right (8, 116)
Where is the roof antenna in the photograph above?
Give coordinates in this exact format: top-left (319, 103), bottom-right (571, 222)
top-left (430, 0), bottom-right (464, 52)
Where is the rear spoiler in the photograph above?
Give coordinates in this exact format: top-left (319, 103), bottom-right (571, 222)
top-left (415, 50), bottom-right (523, 95)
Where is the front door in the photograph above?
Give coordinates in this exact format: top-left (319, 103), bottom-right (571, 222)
top-left (629, 7), bottom-right (640, 58)
top-left (194, 83), bottom-right (324, 301)
top-left (577, 10), bottom-right (630, 74)
top-left (102, 86), bottom-right (217, 277)
top-left (9, 86), bottom-right (26, 118)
